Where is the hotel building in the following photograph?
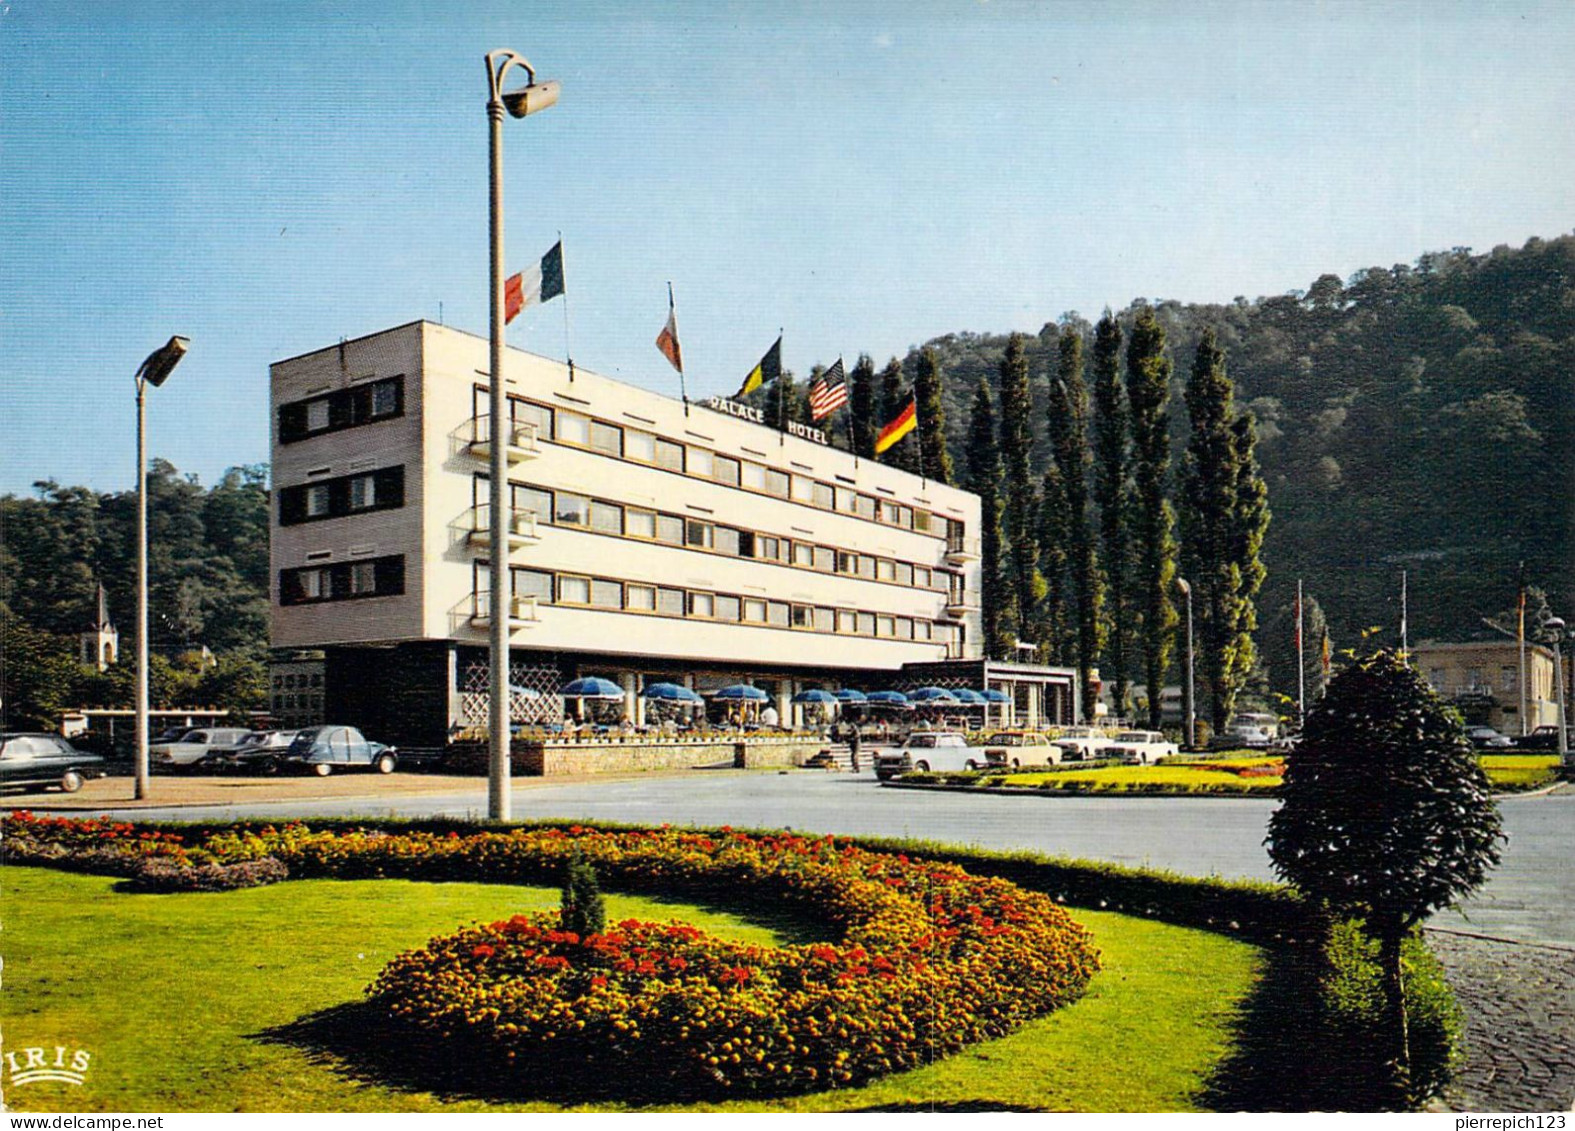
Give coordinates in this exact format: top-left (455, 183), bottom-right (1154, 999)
top-left (268, 321), bottom-right (1077, 747)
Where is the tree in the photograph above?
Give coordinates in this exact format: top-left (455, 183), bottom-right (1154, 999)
top-left (966, 378), bottom-right (1015, 658)
top-left (998, 333), bottom-right (1045, 650)
top-left (913, 347), bottom-right (953, 484)
top-left (1268, 651), bottom-right (1501, 1101)
top-left (849, 354), bottom-right (877, 459)
top-left (1227, 410), bottom-right (1271, 715)
top-left (559, 850), bottom-right (607, 937)
top-left (877, 357), bottom-right (915, 472)
top-left (1050, 328), bottom-right (1104, 719)
top-left (1091, 313), bottom-right (1132, 717)
top-left (1126, 307), bottom-right (1179, 728)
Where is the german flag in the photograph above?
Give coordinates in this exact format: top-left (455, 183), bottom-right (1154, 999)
top-left (875, 396), bottom-right (917, 454)
top-left (737, 335), bottom-right (782, 398)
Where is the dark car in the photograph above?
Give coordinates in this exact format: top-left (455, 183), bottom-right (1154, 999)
top-left (210, 730), bottom-right (300, 774)
top-left (1515, 725), bottom-right (1570, 751)
top-left (282, 726), bottom-right (397, 776)
top-left (1466, 725), bottom-right (1514, 749)
top-left (0, 733), bottom-right (109, 794)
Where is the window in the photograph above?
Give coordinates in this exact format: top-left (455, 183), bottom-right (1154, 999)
top-left (513, 568), bottom-right (553, 604)
top-left (713, 527), bottom-right (740, 556)
top-left (626, 584), bottom-right (656, 611)
top-left (737, 530), bottom-right (756, 558)
top-left (652, 437), bottom-right (684, 471)
top-left (836, 609), bottom-right (858, 634)
top-left (756, 536), bottom-right (780, 561)
top-left (690, 592), bottom-right (716, 618)
top-left (555, 411), bottom-right (590, 447)
top-left (741, 462), bottom-right (766, 491)
top-left (877, 615), bottom-right (895, 637)
top-left (913, 510), bottom-right (932, 534)
top-left (1428, 668), bottom-right (1445, 689)
top-left (1467, 667), bottom-right (1483, 689)
top-left (812, 482), bottom-right (834, 509)
top-left (685, 520), bottom-right (713, 549)
top-left (715, 594), bottom-right (741, 621)
top-left (625, 429), bottom-right (656, 464)
top-left (857, 555), bottom-right (877, 579)
top-left (836, 487), bottom-right (858, 513)
top-left (688, 448), bottom-right (714, 479)
top-left (555, 493), bottom-right (590, 526)
top-left (591, 579), bottom-right (623, 608)
top-left (511, 399), bottom-right (553, 439)
top-left (895, 617), bottom-right (913, 639)
top-left (514, 485), bottom-right (552, 520)
top-left (876, 558), bottom-right (896, 581)
top-left (895, 562), bottom-right (914, 586)
top-left (348, 474), bottom-right (378, 510)
top-left (558, 576), bottom-right (591, 605)
top-left (836, 551), bottom-right (857, 574)
top-left (588, 500), bottom-right (623, 535)
top-left (764, 468), bottom-right (790, 496)
top-left (813, 546), bottom-right (835, 573)
top-left (306, 401), bottom-right (331, 432)
top-left (917, 621), bottom-right (933, 641)
top-left (791, 605), bottom-right (811, 628)
top-left (370, 380), bottom-right (399, 417)
top-left (306, 484), bottom-right (330, 517)
top-left (626, 509), bottom-right (657, 540)
top-left (855, 495), bottom-right (877, 519)
top-left (742, 599), bottom-right (767, 623)
top-left (881, 501), bottom-right (900, 524)
top-left (1501, 666), bottom-right (1517, 691)
top-left (713, 455), bottom-right (741, 486)
top-left (813, 607), bottom-right (834, 633)
top-left (790, 475), bottom-right (814, 502)
top-left (792, 542), bottom-right (814, 567)
top-left (768, 601), bottom-right (790, 627)
top-left (657, 588), bottom-right (685, 616)
top-left (857, 611), bottom-right (876, 636)
top-left (301, 568), bottom-right (329, 600)
top-left (656, 513), bottom-right (685, 544)
top-left (350, 562), bottom-right (377, 595)
top-left (915, 566), bottom-right (932, 589)
top-left (589, 421), bottom-right (623, 457)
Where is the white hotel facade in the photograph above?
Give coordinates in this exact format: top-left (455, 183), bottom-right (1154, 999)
top-left (268, 321), bottom-right (1077, 748)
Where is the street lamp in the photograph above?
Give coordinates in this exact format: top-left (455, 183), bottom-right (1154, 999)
top-left (1176, 577), bottom-right (1195, 750)
top-left (134, 335), bottom-right (190, 799)
top-left (1542, 616), bottom-right (1569, 766)
top-left (485, 49), bottom-right (558, 821)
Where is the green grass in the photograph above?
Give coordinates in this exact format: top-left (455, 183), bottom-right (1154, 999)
top-left (2, 866), bottom-right (1261, 1113)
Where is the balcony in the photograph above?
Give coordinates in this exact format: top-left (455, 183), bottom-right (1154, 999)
top-left (467, 415), bottom-right (541, 464)
top-left (470, 592), bottom-right (540, 631)
top-left (945, 595), bottom-right (979, 617)
top-left (944, 535), bottom-right (981, 566)
top-left (465, 504), bottom-right (541, 550)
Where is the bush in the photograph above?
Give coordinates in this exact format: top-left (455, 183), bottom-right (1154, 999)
top-left (560, 850), bottom-right (606, 936)
top-left (128, 856), bottom-right (289, 893)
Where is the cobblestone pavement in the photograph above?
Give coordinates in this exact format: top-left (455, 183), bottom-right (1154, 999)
top-left (1427, 929), bottom-right (1575, 1112)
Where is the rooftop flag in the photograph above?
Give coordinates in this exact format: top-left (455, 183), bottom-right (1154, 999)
top-left (505, 240), bottom-right (565, 324)
top-left (874, 396), bottom-right (917, 454)
top-left (655, 285), bottom-right (683, 374)
top-left (809, 358), bottom-right (849, 420)
top-left (737, 335), bottom-right (782, 398)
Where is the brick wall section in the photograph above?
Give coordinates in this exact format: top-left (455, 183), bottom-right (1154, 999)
top-left (502, 736), bottom-right (823, 776)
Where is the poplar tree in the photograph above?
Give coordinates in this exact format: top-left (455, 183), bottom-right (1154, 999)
top-left (1091, 312), bottom-right (1132, 717)
top-left (849, 354), bottom-right (877, 458)
top-left (1038, 461), bottom-right (1071, 659)
top-left (1228, 410), bottom-right (1271, 711)
top-left (914, 347), bottom-right (954, 485)
top-left (878, 357), bottom-right (915, 473)
top-left (1126, 307), bottom-right (1178, 728)
top-left (966, 377), bottom-right (1016, 658)
top-left (1050, 327), bottom-right (1105, 720)
top-left (998, 333), bottom-right (1045, 652)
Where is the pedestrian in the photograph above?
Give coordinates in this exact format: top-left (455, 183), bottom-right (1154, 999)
top-left (847, 724), bottom-right (862, 773)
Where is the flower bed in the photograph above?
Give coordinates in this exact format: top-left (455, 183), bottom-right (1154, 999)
top-left (3, 814), bottom-right (1100, 1099)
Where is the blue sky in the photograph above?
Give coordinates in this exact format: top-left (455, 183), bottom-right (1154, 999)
top-left (2, 0), bottom-right (1572, 494)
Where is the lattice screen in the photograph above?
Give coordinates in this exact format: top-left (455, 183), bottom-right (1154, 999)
top-left (458, 659), bottom-right (561, 726)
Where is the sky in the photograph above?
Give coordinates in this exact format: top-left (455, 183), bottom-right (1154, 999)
top-left (2, 0), bottom-right (1572, 495)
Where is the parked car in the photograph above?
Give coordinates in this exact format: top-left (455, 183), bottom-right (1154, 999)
top-left (1515, 725), bottom-right (1570, 751)
top-left (1098, 730), bottom-right (1179, 765)
top-left (1465, 725), bottom-right (1514, 749)
top-left (0, 733), bottom-right (109, 793)
top-left (282, 726), bottom-right (397, 776)
top-left (150, 727), bottom-right (253, 772)
top-left (1051, 726), bottom-right (1110, 762)
top-left (873, 732), bottom-right (984, 780)
top-left (1223, 713), bottom-right (1279, 749)
top-left (982, 730), bottom-right (1062, 769)
top-left (210, 730), bottom-right (300, 774)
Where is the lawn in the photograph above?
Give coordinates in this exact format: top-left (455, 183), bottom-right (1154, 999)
top-left (3, 865), bottom-right (1261, 1113)
top-left (1000, 757), bottom-right (1284, 794)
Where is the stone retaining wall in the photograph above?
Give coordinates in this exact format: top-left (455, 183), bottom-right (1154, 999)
top-left (499, 736), bottom-right (823, 776)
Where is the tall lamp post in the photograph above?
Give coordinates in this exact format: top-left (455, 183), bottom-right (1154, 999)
top-left (1176, 577), bottom-right (1195, 750)
top-left (134, 335), bottom-right (190, 799)
top-left (484, 50), bottom-right (559, 821)
top-left (1543, 616), bottom-right (1569, 767)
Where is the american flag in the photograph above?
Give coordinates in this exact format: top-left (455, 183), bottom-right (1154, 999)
top-left (808, 358), bottom-right (849, 420)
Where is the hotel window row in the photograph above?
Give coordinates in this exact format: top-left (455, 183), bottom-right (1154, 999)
top-left (475, 476), bottom-right (958, 594)
top-left (279, 556), bottom-right (406, 605)
top-left (476, 561), bottom-right (965, 651)
top-left (279, 466), bottom-right (405, 525)
top-left (485, 390), bottom-right (963, 543)
top-left (278, 376), bottom-right (403, 443)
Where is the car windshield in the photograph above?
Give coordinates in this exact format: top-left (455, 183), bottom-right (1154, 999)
top-left (990, 734), bottom-right (1034, 746)
top-left (909, 736), bottom-right (936, 748)
top-left (1116, 732), bottom-right (1150, 742)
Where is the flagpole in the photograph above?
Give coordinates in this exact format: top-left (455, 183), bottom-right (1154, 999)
top-left (1296, 579), bottom-right (1305, 726)
top-left (670, 282), bottom-right (688, 416)
top-left (558, 232), bottom-right (575, 381)
top-left (1518, 562), bottom-right (1528, 736)
top-left (914, 394), bottom-right (926, 486)
top-left (1400, 569), bottom-right (1409, 661)
top-left (778, 328), bottom-right (786, 446)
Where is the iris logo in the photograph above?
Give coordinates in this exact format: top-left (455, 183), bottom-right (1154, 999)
top-left (4, 1046), bottom-right (92, 1086)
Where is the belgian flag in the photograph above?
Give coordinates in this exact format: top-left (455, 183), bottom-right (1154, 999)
top-left (737, 335), bottom-right (782, 398)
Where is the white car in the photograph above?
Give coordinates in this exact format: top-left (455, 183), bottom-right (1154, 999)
top-left (1099, 730), bottom-right (1179, 765)
top-left (1051, 726), bottom-right (1110, 762)
top-left (874, 732), bottom-right (986, 779)
top-left (150, 727), bottom-right (253, 771)
top-left (982, 731), bottom-right (1062, 769)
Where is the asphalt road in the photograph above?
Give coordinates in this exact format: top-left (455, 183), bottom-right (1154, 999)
top-left (65, 769), bottom-right (1575, 947)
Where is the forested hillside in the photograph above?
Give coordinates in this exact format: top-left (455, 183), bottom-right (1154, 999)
top-left (901, 236), bottom-right (1574, 692)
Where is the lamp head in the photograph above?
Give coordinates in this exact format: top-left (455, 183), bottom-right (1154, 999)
top-left (503, 79), bottom-right (560, 118)
top-left (1545, 616), bottom-right (1567, 636)
top-left (1175, 577), bottom-right (1191, 596)
top-left (139, 336), bottom-right (190, 388)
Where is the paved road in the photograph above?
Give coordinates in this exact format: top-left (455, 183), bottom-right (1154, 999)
top-left (75, 770), bottom-right (1575, 947)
